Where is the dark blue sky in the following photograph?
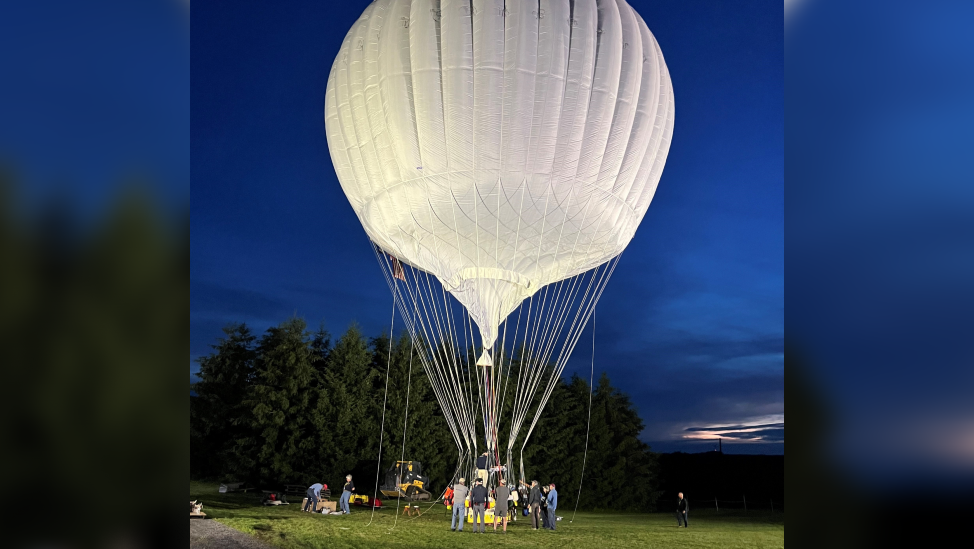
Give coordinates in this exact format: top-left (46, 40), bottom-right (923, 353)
top-left (0, 1), bottom-right (188, 220)
top-left (191, 0), bottom-right (783, 455)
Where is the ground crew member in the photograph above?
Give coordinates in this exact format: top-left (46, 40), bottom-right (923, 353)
top-left (476, 451), bottom-right (489, 485)
top-left (493, 479), bottom-right (511, 533)
top-left (676, 492), bottom-right (689, 527)
top-left (545, 483), bottom-right (558, 530)
top-left (450, 478), bottom-right (468, 532)
top-left (525, 480), bottom-right (542, 529)
top-left (304, 482), bottom-right (325, 512)
top-left (340, 475), bottom-right (355, 514)
top-left (470, 478), bottom-right (489, 533)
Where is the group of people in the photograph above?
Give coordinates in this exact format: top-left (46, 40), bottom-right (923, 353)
top-left (522, 479), bottom-right (559, 531)
top-left (298, 467), bottom-right (688, 533)
top-left (448, 476), bottom-right (558, 534)
top-left (303, 469), bottom-right (687, 534)
top-left (303, 474), bottom-right (355, 515)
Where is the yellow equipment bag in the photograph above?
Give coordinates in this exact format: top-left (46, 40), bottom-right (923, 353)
top-left (466, 507), bottom-right (496, 523)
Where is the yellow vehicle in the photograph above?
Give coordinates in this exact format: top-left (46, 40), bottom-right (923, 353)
top-left (379, 461), bottom-right (432, 501)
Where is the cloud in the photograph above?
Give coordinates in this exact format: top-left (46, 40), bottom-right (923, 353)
top-left (710, 428), bottom-right (784, 442)
top-left (681, 415), bottom-right (785, 444)
top-left (685, 421), bottom-right (784, 432)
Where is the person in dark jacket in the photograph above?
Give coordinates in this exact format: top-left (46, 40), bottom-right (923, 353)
top-left (676, 492), bottom-right (689, 527)
top-left (523, 480), bottom-right (542, 530)
top-left (470, 478), bottom-right (489, 533)
top-left (539, 485), bottom-right (550, 529)
top-left (475, 451), bottom-right (489, 485)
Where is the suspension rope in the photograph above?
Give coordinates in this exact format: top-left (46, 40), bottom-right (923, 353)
top-left (523, 257), bottom-right (619, 448)
top-left (571, 312), bottom-right (596, 523)
top-left (391, 310), bottom-right (416, 530)
top-left (519, 257), bottom-right (620, 472)
top-left (367, 287), bottom-right (397, 527)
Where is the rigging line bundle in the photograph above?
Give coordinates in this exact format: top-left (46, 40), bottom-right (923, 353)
top-left (373, 242), bottom-right (619, 486)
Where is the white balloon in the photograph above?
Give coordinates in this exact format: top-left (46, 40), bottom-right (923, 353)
top-left (325, 0), bottom-right (674, 349)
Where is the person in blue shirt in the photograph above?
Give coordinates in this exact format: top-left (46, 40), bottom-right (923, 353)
top-left (304, 482), bottom-right (325, 512)
top-left (545, 483), bottom-right (558, 530)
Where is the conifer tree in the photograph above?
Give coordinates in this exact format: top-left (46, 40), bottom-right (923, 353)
top-left (604, 378), bottom-right (659, 509)
top-left (191, 323), bottom-right (256, 479)
top-left (234, 317), bottom-right (318, 484)
top-left (320, 324), bottom-right (379, 488)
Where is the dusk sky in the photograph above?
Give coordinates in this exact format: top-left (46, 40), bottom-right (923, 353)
top-left (191, 0), bottom-right (783, 454)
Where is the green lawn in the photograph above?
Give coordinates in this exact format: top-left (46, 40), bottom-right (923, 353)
top-left (191, 481), bottom-right (784, 549)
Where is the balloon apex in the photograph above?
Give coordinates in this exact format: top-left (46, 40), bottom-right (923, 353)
top-left (477, 350), bottom-right (493, 367)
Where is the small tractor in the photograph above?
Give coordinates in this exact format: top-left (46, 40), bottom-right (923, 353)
top-left (379, 460), bottom-right (432, 501)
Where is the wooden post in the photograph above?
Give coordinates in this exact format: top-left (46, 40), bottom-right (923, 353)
top-left (770, 498), bottom-right (774, 513)
top-left (715, 496), bottom-right (718, 512)
top-left (743, 494), bottom-right (747, 513)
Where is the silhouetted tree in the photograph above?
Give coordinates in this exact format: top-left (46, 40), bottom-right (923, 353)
top-left (191, 323), bottom-right (256, 479)
top-left (233, 317), bottom-right (319, 484)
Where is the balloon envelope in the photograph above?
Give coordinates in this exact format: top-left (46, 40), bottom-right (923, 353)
top-left (325, 0), bottom-right (674, 347)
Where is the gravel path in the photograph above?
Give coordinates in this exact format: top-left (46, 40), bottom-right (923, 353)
top-left (190, 519), bottom-right (275, 549)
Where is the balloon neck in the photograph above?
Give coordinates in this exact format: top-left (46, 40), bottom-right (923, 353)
top-left (477, 350), bottom-right (493, 367)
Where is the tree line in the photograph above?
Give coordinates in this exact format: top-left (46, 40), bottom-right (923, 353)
top-left (190, 317), bottom-right (661, 510)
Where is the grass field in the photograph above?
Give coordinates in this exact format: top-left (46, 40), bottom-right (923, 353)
top-left (191, 481), bottom-right (784, 549)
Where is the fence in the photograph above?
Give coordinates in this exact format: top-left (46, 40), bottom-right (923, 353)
top-left (693, 496), bottom-right (782, 513)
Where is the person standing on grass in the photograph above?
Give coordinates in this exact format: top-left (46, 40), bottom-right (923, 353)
top-left (526, 480), bottom-right (542, 529)
top-left (539, 485), bottom-right (550, 528)
top-left (470, 478), bottom-right (489, 533)
top-left (545, 483), bottom-right (558, 530)
top-left (492, 479), bottom-right (511, 533)
top-left (450, 478), bottom-right (468, 532)
top-left (339, 474), bottom-right (355, 515)
top-left (676, 492), bottom-right (689, 527)
top-left (304, 482), bottom-right (325, 512)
